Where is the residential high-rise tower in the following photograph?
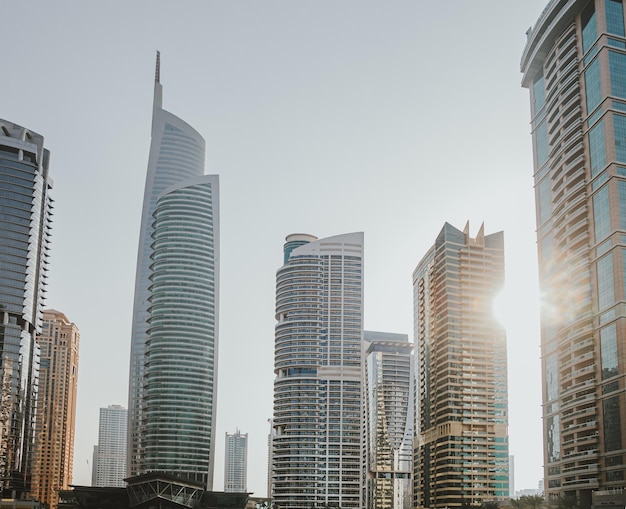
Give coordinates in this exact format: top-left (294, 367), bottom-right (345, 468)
top-left (94, 405), bottom-right (127, 488)
top-left (272, 232), bottom-right (364, 509)
top-left (412, 222), bottom-right (509, 509)
top-left (224, 430), bottom-right (248, 493)
top-left (362, 331), bottom-right (413, 509)
top-left (521, 1), bottom-right (626, 504)
top-left (0, 120), bottom-right (53, 499)
top-left (127, 52), bottom-right (218, 488)
top-left (32, 310), bottom-right (80, 509)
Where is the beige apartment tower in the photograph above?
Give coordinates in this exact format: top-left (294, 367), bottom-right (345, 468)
top-left (413, 223), bottom-right (509, 509)
top-left (522, 1), bottom-right (626, 506)
top-left (32, 310), bottom-right (80, 509)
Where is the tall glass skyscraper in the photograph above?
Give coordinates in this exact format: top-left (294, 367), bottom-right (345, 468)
top-left (127, 53), bottom-right (218, 488)
top-left (272, 232), bottom-right (364, 509)
top-left (363, 331), bottom-right (413, 509)
top-left (0, 120), bottom-right (53, 499)
top-left (412, 223), bottom-right (508, 509)
top-left (94, 405), bottom-right (127, 488)
top-left (522, 1), bottom-right (626, 504)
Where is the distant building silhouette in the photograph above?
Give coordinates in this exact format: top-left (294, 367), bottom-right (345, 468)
top-left (0, 120), bottom-right (53, 500)
top-left (522, 1), bottom-right (626, 504)
top-left (224, 430), bottom-right (247, 493)
top-left (94, 405), bottom-right (127, 487)
top-left (32, 310), bottom-right (80, 509)
top-left (413, 222), bottom-right (509, 509)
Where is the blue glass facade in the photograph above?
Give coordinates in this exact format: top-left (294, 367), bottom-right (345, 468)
top-left (0, 120), bottom-right (52, 498)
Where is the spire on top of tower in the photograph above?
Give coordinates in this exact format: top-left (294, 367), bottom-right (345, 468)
top-left (155, 50), bottom-right (161, 84)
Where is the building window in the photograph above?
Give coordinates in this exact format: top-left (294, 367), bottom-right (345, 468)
top-left (535, 121), bottom-right (549, 168)
top-left (603, 396), bottom-right (622, 451)
top-left (601, 323), bottom-right (619, 379)
top-left (538, 176), bottom-right (551, 225)
top-left (583, 2), bottom-right (598, 53)
top-left (610, 51), bottom-right (626, 99)
top-left (614, 114), bottom-right (626, 162)
top-left (586, 58), bottom-right (602, 113)
top-left (547, 414), bottom-right (560, 463)
top-left (607, 0), bottom-right (625, 36)
top-left (598, 253), bottom-right (615, 309)
top-left (594, 185), bottom-right (611, 242)
top-left (590, 119), bottom-right (607, 178)
top-left (533, 74), bottom-right (546, 114)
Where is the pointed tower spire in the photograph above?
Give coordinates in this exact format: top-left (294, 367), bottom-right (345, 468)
top-left (152, 50), bottom-right (163, 124)
top-left (155, 50), bottom-right (161, 84)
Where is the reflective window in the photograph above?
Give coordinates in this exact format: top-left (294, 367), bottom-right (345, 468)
top-left (547, 414), bottom-right (560, 463)
top-left (533, 74), bottom-right (546, 114)
top-left (538, 177), bottom-right (552, 225)
top-left (546, 353), bottom-right (558, 401)
top-left (603, 396), bottom-right (622, 451)
top-left (615, 114), bottom-right (626, 162)
top-left (610, 51), bottom-right (626, 99)
top-left (586, 58), bottom-right (602, 113)
top-left (535, 121), bottom-right (549, 168)
top-left (590, 119), bottom-right (606, 177)
top-left (594, 185), bottom-right (611, 242)
top-left (583, 3), bottom-right (598, 53)
top-left (601, 323), bottom-right (619, 379)
top-left (598, 254), bottom-right (615, 309)
top-left (607, 0), bottom-right (625, 36)
top-left (619, 180), bottom-right (626, 229)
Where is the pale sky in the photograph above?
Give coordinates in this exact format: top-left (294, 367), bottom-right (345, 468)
top-left (2, 0), bottom-right (548, 496)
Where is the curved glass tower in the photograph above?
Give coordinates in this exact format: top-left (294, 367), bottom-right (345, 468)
top-left (0, 120), bottom-right (53, 498)
top-left (272, 232), bottom-right (364, 509)
top-left (143, 175), bottom-right (219, 486)
top-left (522, 1), bottom-right (626, 504)
top-left (127, 53), bottom-right (217, 487)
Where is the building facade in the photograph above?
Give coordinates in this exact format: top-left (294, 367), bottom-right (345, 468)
top-left (362, 331), bottom-right (413, 509)
top-left (127, 53), bottom-right (219, 488)
top-left (142, 174), bottom-right (219, 486)
top-left (31, 310), bottom-right (80, 508)
top-left (413, 222), bottom-right (509, 509)
top-left (224, 430), bottom-right (248, 493)
top-left (521, 1), bottom-right (626, 504)
top-left (94, 405), bottom-right (127, 488)
top-left (0, 120), bottom-right (53, 499)
top-left (272, 232), bottom-right (364, 509)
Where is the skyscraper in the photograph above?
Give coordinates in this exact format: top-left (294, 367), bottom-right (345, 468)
top-left (272, 232), bottom-right (364, 509)
top-left (224, 430), bottom-right (248, 493)
top-left (0, 120), bottom-right (53, 499)
top-left (142, 173), bottom-right (219, 486)
top-left (412, 222), bottom-right (509, 509)
top-left (362, 331), bottom-right (413, 509)
top-left (521, 1), bottom-right (626, 504)
top-left (94, 405), bottom-right (127, 488)
top-left (127, 52), bottom-right (218, 488)
top-left (32, 310), bottom-right (80, 509)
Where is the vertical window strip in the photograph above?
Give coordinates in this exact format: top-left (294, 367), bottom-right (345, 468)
top-left (586, 59), bottom-right (602, 113)
top-left (597, 253), bottom-right (615, 309)
top-left (594, 185), bottom-right (611, 242)
top-left (533, 74), bottom-right (546, 114)
top-left (610, 51), bottom-right (626, 99)
top-left (601, 322), bottom-right (619, 379)
top-left (583, 4), bottom-right (598, 53)
top-left (538, 177), bottom-right (552, 225)
top-left (606, 0), bottom-right (626, 36)
top-left (536, 121), bottom-right (549, 168)
top-left (614, 113), bottom-right (626, 162)
top-left (589, 119), bottom-right (607, 178)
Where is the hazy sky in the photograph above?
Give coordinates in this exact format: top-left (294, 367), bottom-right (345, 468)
top-left (2, 0), bottom-right (549, 496)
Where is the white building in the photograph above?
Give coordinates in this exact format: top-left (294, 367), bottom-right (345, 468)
top-left (94, 405), bottom-right (127, 487)
top-left (224, 430), bottom-right (248, 493)
top-left (272, 232), bottom-right (364, 509)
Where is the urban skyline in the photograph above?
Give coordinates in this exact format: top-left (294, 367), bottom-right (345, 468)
top-left (1, 0), bottom-right (549, 497)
